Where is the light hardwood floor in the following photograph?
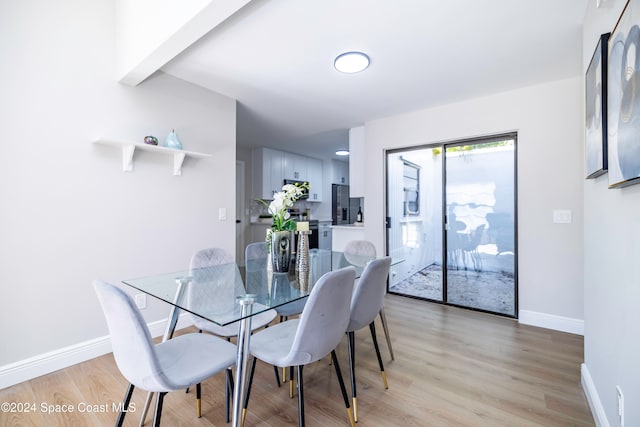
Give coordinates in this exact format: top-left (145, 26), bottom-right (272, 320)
top-left (0, 295), bottom-right (594, 426)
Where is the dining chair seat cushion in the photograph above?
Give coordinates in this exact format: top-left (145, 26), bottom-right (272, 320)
top-left (191, 303), bottom-right (277, 337)
top-left (150, 333), bottom-right (237, 391)
top-left (274, 299), bottom-right (306, 317)
top-left (250, 267), bottom-right (356, 368)
top-left (249, 318), bottom-right (303, 366)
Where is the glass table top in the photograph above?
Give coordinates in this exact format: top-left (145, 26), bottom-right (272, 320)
top-left (122, 249), bottom-right (387, 327)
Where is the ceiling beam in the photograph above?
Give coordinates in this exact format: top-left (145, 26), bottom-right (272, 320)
top-left (116, 0), bottom-right (253, 86)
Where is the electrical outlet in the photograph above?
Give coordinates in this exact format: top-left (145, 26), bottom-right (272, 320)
top-left (135, 293), bottom-right (147, 310)
top-left (617, 386), bottom-right (624, 426)
top-left (218, 207), bottom-right (227, 220)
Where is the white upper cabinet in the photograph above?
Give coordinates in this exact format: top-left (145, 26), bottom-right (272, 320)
top-left (252, 147), bottom-right (284, 200)
top-left (306, 158), bottom-right (323, 202)
top-left (331, 159), bottom-right (349, 185)
top-left (283, 152), bottom-right (308, 181)
top-left (253, 147), bottom-right (324, 202)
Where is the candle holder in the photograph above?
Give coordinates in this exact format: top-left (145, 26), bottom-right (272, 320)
top-left (296, 230), bottom-right (311, 292)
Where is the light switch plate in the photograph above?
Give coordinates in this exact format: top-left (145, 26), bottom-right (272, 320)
top-left (553, 209), bottom-right (572, 224)
top-left (218, 207), bottom-right (227, 220)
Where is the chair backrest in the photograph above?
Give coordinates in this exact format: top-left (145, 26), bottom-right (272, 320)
top-left (245, 242), bottom-right (269, 295)
top-left (190, 247), bottom-right (234, 270)
top-left (286, 267), bottom-right (356, 365)
top-left (187, 248), bottom-right (245, 318)
top-left (343, 240), bottom-right (376, 266)
top-left (347, 257), bottom-right (392, 332)
top-left (93, 280), bottom-right (171, 391)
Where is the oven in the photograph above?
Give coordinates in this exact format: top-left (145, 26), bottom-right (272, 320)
top-left (308, 220), bottom-right (319, 249)
top-left (294, 219), bottom-right (319, 250)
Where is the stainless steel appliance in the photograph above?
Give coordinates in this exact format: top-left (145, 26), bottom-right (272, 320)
top-left (332, 184), bottom-right (362, 225)
top-left (332, 184), bottom-right (350, 225)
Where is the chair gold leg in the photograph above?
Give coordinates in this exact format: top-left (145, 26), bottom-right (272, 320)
top-left (241, 408), bottom-right (247, 427)
top-left (282, 366), bottom-right (286, 382)
top-left (381, 371), bottom-right (388, 389)
top-left (289, 378), bottom-right (294, 398)
top-left (197, 398), bottom-right (202, 418)
top-left (353, 397), bottom-right (358, 423)
top-left (347, 407), bottom-right (355, 427)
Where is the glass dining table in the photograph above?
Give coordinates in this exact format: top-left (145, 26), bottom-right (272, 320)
top-left (121, 249), bottom-right (382, 427)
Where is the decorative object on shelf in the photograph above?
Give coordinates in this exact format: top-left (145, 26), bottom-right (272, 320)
top-left (257, 182), bottom-right (310, 272)
top-left (143, 135), bottom-right (158, 146)
top-left (163, 129), bottom-right (182, 150)
top-left (608, 1), bottom-right (640, 188)
top-left (296, 229), bottom-right (311, 292)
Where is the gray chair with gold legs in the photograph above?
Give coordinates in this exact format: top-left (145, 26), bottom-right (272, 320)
top-left (344, 240), bottom-right (395, 361)
top-left (242, 267), bottom-right (357, 427)
top-left (345, 256), bottom-right (392, 422)
top-left (188, 247), bottom-right (278, 421)
top-left (93, 280), bottom-right (236, 427)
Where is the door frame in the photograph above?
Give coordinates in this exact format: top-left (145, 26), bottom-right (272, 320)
top-left (384, 132), bottom-right (518, 318)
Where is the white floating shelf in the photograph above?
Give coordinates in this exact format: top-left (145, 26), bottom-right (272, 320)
top-left (93, 138), bottom-right (212, 175)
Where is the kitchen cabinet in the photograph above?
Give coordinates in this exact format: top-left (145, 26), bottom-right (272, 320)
top-left (306, 158), bottom-right (323, 202)
top-left (318, 221), bottom-right (332, 250)
top-left (253, 147), bottom-right (324, 202)
top-left (283, 152), bottom-right (308, 181)
top-left (331, 159), bottom-right (349, 185)
top-left (252, 147), bottom-right (284, 200)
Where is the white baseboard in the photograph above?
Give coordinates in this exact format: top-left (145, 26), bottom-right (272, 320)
top-left (0, 314), bottom-right (192, 390)
top-left (581, 363), bottom-right (610, 427)
top-left (518, 309), bottom-right (584, 335)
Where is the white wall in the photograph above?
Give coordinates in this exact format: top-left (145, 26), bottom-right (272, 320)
top-left (0, 0), bottom-right (236, 376)
top-left (360, 77), bottom-right (585, 326)
top-left (582, 1), bottom-right (640, 426)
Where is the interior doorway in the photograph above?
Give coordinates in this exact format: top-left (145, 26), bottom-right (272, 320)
top-left (236, 160), bottom-right (245, 265)
top-left (386, 134), bottom-right (517, 317)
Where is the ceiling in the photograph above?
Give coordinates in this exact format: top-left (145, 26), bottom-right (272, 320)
top-left (161, 0), bottom-right (588, 160)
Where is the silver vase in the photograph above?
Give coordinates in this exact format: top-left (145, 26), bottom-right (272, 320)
top-left (271, 230), bottom-right (292, 272)
top-left (296, 231), bottom-right (311, 292)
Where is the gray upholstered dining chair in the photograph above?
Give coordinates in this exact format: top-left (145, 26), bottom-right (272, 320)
top-left (93, 280), bottom-right (236, 427)
top-left (245, 241), bottom-right (306, 386)
top-left (345, 256), bottom-right (392, 422)
top-left (188, 247), bottom-right (277, 337)
top-left (188, 247), bottom-right (278, 420)
top-left (343, 240), bottom-right (395, 361)
top-left (242, 267), bottom-right (357, 427)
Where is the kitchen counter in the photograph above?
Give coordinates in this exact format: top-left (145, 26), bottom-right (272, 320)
top-left (331, 223), bottom-right (365, 251)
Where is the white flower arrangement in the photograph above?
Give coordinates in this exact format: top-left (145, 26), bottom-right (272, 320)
top-left (258, 182), bottom-right (310, 232)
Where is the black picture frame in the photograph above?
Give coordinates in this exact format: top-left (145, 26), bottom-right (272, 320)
top-left (607, 0), bottom-right (640, 188)
top-left (586, 33), bottom-right (609, 179)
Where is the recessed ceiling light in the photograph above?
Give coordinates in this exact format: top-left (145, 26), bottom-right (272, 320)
top-left (334, 52), bottom-right (370, 73)
top-left (336, 149), bottom-right (350, 156)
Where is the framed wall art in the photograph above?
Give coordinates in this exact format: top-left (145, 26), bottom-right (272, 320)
top-left (608, 0), bottom-right (640, 188)
top-left (586, 32), bottom-right (609, 179)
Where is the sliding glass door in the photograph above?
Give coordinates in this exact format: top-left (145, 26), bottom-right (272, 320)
top-left (386, 134), bottom-right (517, 317)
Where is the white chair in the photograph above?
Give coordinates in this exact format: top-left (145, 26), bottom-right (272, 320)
top-left (245, 241), bottom-right (306, 386)
top-left (188, 247), bottom-right (277, 338)
top-left (345, 256), bottom-right (392, 422)
top-left (187, 247), bottom-right (278, 420)
top-left (93, 280), bottom-right (236, 427)
top-left (343, 240), bottom-right (395, 361)
top-left (242, 267), bottom-right (357, 427)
